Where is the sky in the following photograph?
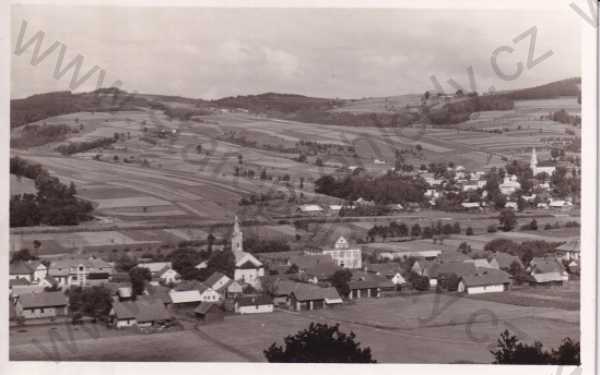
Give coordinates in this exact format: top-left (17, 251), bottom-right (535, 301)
top-left (11, 5), bottom-right (582, 100)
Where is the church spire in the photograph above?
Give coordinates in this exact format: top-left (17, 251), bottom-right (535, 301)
top-left (530, 147), bottom-right (538, 171)
top-left (231, 215), bottom-right (243, 253)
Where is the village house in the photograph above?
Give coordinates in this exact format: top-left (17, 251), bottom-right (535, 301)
top-left (9, 260), bottom-right (47, 283)
top-left (15, 291), bottom-right (68, 320)
top-left (48, 256), bottom-right (112, 289)
top-left (110, 299), bottom-right (172, 328)
top-left (230, 217), bottom-right (265, 288)
top-left (457, 268), bottom-right (512, 294)
top-left (425, 261), bottom-right (478, 288)
top-left (194, 302), bottom-right (225, 323)
top-left (464, 258), bottom-right (499, 269)
top-left (175, 281), bottom-right (222, 302)
top-left (234, 295), bottom-right (274, 314)
top-left (555, 239), bottom-right (580, 262)
top-left (527, 257), bottom-right (568, 286)
top-left (366, 263), bottom-right (406, 286)
top-left (499, 175), bottom-right (521, 195)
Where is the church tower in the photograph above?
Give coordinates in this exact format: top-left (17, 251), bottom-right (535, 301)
top-left (530, 147), bottom-right (538, 174)
top-left (231, 216), bottom-right (243, 253)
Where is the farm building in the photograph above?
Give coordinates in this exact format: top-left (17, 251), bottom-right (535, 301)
top-left (195, 302), bottom-right (225, 323)
top-left (464, 258), bottom-right (499, 269)
top-left (499, 175), bottom-right (521, 195)
top-left (297, 204), bottom-right (324, 214)
top-left (347, 276), bottom-right (395, 299)
top-left (168, 289), bottom-right (204, 308)
top-left (288, 284), bottom-right (343, 311)
top-left (175, 281), bottom-right (222, 302)
top-left (457, 269), bottom-right (512, 294)
top-left (235, 295), bottom-right (274, 314)
top-left (15, 291), bottom-right (68, 320)
top-left (110, 299), bottom-right (172, 328)
top-left (527, 257), bottom-right (568, 285)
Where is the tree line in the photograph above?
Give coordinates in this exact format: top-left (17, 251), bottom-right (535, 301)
top-left (10, 157), bottom-right (94, 227)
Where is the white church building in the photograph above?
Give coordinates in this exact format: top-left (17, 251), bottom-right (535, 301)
top-left (230, 216), bottom-right (264, 288)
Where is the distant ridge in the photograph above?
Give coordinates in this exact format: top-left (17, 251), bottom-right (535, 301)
top-left (503, 77), bottom-right (581, 100)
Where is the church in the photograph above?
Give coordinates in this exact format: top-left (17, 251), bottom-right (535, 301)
top-left (530, 148), bottom-right (556, 176)
top-left (230, 216), bottom-right (264, 288)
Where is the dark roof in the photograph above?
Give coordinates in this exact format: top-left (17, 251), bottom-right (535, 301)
top-left (349, 274), bottom-right (395, 290)
top-left (145, 285), bottom-right (172, 304)
top-left (204, 272), bottom-right (228, 288)
top-left (461, 269), bottom-right (511, 287)
top-left (9, 261), bottom-right (33, 275)
top-left (290, 284), bottom-right (341, 301)
top-left (19, 291), bottom-right (68, 309)
top-left (194, 302), bottom-right (223, 315)
top-left (236, 295), bottom-right (273, 307)
top-left (366, 263), bottom-right (403, 277)
top-left (428, 261), bottom-right (477, 278)
top-left (303, 262), bottom-right (341, 279)
top-left (556, 239), bottom-right (580, 253)
top-left (112, 300), bottom-right (172, 322)
top-left (10, 278), bottom-right (31, 287)
top-left (289, 254), bottom-right (336, 270)
top-left (530, 257), bottom-right (563, 274)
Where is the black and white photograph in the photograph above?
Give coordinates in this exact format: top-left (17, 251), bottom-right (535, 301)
top-left (2, 0), bottom-right (598, 373)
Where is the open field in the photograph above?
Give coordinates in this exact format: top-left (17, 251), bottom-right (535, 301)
top-left (10, 291), bottom-right (579, 363)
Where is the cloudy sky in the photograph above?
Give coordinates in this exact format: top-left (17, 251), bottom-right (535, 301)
top-left (11, 5), bottom-right (581, 99)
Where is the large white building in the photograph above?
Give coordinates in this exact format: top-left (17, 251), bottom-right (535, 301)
top-left (322, 236), bottom-right (362, 269)
top-left (231, 216), bottom-right (264, 288)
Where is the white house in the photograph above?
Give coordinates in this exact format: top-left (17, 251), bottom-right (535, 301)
top-left (499, 175), bottom-right (521, 195)
top-left (555, 239), bottom-right (580, 261)
top-left (197, 284), bottom-right (222, 302)
top-left (504, 201), bottom-right (518, 210)
top-left (48, 257), bottom-right (112, 289)
top-left (321, 236), bottom-right (362, 269)
top-left (457, 269), bottom-right (511, 295)
top-left (158, 268), bottom-right (180, 285)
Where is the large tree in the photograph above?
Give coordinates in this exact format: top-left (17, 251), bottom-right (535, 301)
top-left (498, 209), bottom-right (517, 231)
top-left (264, 323), bottom-right (376, 363)
top-left (68, 286), bottom-right (113, 321)
top-left (491, 330), bottom-right (579, 365)
top-left (330, 269), bottom-right (352, 297)
top-left (129, 266), bottom-right (152, 298)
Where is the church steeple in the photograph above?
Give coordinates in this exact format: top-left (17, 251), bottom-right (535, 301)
top-left (231, 216), bottom-right (243, 253)
top-left (530, 148), bottom-right (538, 171)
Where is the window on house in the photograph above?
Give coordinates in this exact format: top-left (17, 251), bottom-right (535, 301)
top-left (40, 308), bottom-right (44, 313)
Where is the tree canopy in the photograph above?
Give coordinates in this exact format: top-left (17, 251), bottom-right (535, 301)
top-left (264, 323), bottom-right (376, 363)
